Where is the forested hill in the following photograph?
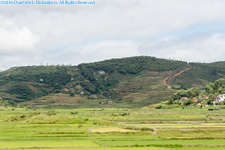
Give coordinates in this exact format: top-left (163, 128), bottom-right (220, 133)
top-left (1, 56), bottom-right (225, 108)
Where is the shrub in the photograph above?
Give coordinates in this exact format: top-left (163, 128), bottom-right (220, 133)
top-left (125, 126), bottom-right (154, 132)
top-left (47, 111), bottom-right (56, 116)
top-left (183, 99), bottom-right (193, 106)
top-left (119, 112), bottom-right (130, 116)
top-left (155, 105), bottom-right (164, 109)
top-left (70, 93), bottom-right (75, 97)
top-left (9, 112), bottom-right (40, 122)
top-left (71, 111), bottom-right (78, 115)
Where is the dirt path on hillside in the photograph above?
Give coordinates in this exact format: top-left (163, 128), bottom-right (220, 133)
top-left (163, 67), bottom-right (192, 88)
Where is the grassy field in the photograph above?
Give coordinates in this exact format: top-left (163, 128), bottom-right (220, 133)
top-left (1, 106), bottom-right (225, 149)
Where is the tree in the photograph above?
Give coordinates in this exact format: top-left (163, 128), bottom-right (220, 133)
top-left (205, 84), bottom-right (213, 94)
top-left (183, 99), bottom-right (193, 106)
top-left (191, 87), bottom-right (200, 98)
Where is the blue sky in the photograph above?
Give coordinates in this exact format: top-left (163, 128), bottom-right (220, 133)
top-left (156, 20), bottom-right (225, 39)
top-left (1, 0), bottom-right (225, 70)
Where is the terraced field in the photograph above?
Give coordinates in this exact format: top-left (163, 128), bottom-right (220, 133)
top-left (114, 72), bottom-right (176, 107)
top-left (1, 107), bottom-right (225, 149)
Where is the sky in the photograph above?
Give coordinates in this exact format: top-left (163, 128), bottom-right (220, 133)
top-left (1, 0), bottom-right (225, 70)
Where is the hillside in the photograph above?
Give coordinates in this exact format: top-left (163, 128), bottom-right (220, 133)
top-left (168, 62), bottom-right (225, 89)
top-left (1, 56), bottom-right (225, 108)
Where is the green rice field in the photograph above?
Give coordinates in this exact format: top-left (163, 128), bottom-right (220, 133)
top-left (1, 106), bottom-right (225, 149)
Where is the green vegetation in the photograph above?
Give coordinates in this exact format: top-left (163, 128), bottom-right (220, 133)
top-left (1, 107), bottom-right (225, 149)
top-left (169, 62), bottom-right (225, 89)
top-left (2, 56), bottom-right (225, 149)
top-left (7, 84), bottom-right (36, 100)
top-left (0, 56), bottom-right (188, 107)
top-left (77, 56), bottom-right (187, 95)
top-left (166, 78), bottom-right (225, 106)
top-left (1, 56), bottom-right (225, 108)
top-left (0, 100), bottom-right (17, 107)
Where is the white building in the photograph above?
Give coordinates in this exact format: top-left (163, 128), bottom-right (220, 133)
top-left (216, 94), bottom-right (225, 103)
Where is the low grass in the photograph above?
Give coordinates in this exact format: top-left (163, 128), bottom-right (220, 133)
top-left (14, 148), bottom-right (167, 150)
top-left (0, 141), bottom-right (99, 149)
top-left (91, 127), bottom-right (136, 133)
top-left (100, 140), bottom-right (225, 146)
top-left (1, 107), bottom-right (225, 149)
top-left (157, 129), bottom-right (225, 138)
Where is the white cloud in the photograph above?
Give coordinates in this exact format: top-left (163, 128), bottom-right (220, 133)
top-left (5, 0), bottom-right (225, 42)
top-left (146, 32), bottom-right (225, 62)
top-left (0, 27), bottom-right (39, 54)
top-left (78, 41), bottom-right (139, 58)
top-left (45, 40), bottom-right (139, 65)
top-left (1, 0), bottom-right (225, 70)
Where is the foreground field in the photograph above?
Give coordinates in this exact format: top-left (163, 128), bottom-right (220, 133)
top-left (1, 107), bottom-right (225, 149)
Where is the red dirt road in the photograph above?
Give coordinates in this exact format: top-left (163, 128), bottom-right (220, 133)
top-left (163, 67), bottom-right (192, 88)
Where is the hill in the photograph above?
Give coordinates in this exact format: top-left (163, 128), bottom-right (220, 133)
top-left (1, 56), bottom-right (225, 108)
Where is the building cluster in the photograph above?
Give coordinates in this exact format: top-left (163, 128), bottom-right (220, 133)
top-left (63, 88), bottom-right (76, 92)
top-left (213, 94), bottom-right (225, 105)
top-left (179, 95), bottom-right (209, 107)
top-left (99, 101), bottom-right (113, 105)
top-left (179, 94), bottom-right (225, 107)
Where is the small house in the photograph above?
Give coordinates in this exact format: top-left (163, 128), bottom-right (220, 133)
top-left (90, 95), bottom-right (97, 99)
top-left (98, 70), bottom-right (106, 75)
top-left (179, 97), bottom-right (188, 104)
top-left (199, 96), bottom-right (209, 101)
top-left (180, 97), bottom-right (188, 101)
top-left (63, 88), bottom-right (69, 92)
top-left (216, 94), bottom-right (225, 103)
top-left (203, 96), bottom-right (209, 99)
top-left (192, 98), bottom-right (198, 103)
top-left (70, 88), bottom-right (75, 92)
top-left (100, 101), bottom-right (106, 105)
top-left (108, 101), bottom-right (113, 104)
top-left (197, 103), bottom-right (202, 106)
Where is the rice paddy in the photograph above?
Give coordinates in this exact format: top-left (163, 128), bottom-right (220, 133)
top-left (1, 107), bottom-right (225, 149)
